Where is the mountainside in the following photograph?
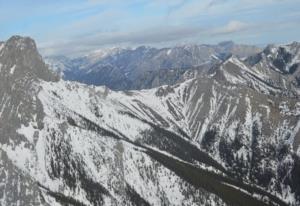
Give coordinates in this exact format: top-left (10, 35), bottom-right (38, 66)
top-left (46, 42), bottom-right (261, 90)
top-left (244, 42), bottom-right (300, 91)
top-left (1, 36), bottom-right (300, 206)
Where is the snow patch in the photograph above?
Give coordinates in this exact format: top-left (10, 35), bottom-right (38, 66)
top-left (167, 49), bottom-right (172, 55)
top-left (10, 65), bottom-right (16, 75)
top-left (17, 123), bottom-right (37, 143)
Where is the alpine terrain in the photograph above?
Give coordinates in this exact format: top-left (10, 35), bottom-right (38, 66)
top-left (45, 41), bottom-right (260, 90)
top-left (0, 36), bottom-right (300, 206)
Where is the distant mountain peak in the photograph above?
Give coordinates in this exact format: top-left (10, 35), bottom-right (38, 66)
top-left (218, 40), bottom-right (235, 48)
top-left (45, 41), bottom-right (261, 90)
top-left (289, 41), bottom-right (300, 48)
top-left (85, 47), bottom-right (127, 63)
top-left (263, 44), bottom-right (278, 54)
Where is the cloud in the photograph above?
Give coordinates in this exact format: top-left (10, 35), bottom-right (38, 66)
top-left (38, 20), bottom-right (249, 56)
top-left (214, 20), bottom-right (248, 34)
top-left (14, 0), bottom-right (298, 56)
top-left (39, 25), bottom-right (204, 56)
top-left (207, 0), bottom-right (230, 7)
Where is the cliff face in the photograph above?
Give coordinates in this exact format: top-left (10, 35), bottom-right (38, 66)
top-left (0, 36), bottom-right (58, 205)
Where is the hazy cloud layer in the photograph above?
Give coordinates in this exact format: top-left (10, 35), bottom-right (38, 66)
top-left (1, 0), bottom-right (300, 56)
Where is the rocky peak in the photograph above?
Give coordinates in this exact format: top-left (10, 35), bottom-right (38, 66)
top-left (5, 35), bottom-right (37, 51)
top-left (0, 36), bottom-right (58, 146)
top-left (217, 40), bottom-right (235, 49)
top-left (261, 43), bottom-right (300, 75)
top-left (0, 35), bottom-right (59, 82)
top-left (262, 44), bottom-right (277, 55)
top-left (288, 41), bottom-right (300, 52)
top-left (247, 42), bottom-right (299, 68)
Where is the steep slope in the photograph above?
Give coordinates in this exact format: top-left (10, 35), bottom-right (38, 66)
top-left (0, 36), bottom-right (229, 206)
top-left (0, 35), bottom-right (58, 205)
top-left (1, 36), bottom-right (299, 206)
top-left (244, 42), bottom-right (300, 93)
top-left (185, 57), bottom-right (300, 205)
top-left (46, 42), bottom-right (260, 90)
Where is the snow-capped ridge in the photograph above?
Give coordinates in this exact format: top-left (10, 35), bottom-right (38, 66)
top-left (1, 35), bottom-right (300, 206)
top-left (86, 47), bottom-right (129, 63)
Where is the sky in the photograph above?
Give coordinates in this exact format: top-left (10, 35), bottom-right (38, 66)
top-left (1, 0), bottom-right (300, 56)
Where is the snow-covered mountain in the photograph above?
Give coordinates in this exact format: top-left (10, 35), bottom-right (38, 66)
top-left (1, 36), bottom-right (300, 206)
top-left (45, 42), bottom-right (261, 90)
top-left (244, 42), bottom-right (300, 92)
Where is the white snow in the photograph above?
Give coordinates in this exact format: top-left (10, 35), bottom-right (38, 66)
top-left (2, 142), bottom-right (35, 173)
top-left (2, 60), bottom-right (299, 206)
top-left (211, 54), bottom-right (220, 60)
top-left (17, 123), bottom-right (37, 143)
top-left (167, 49), bottom-right (172, 55)
top-left (86, 47), bottom-right (125, 64)
top-left (10, 65), bottom-right (16, 75)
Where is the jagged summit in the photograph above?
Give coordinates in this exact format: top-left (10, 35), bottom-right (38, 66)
top-left (247, 42), bottom-right (300, 68)
top-left (204, 42), bottom-right (300, 98)
top-left (0, 35), bottom-right (58, 82)
top-left (5, 35), bottom-right (37, 51)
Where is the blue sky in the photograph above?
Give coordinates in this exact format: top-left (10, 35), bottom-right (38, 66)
top-left (1, 0), bottom-right (300, 56)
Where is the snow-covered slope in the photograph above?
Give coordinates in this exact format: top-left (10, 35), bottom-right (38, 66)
top-left (1, 36), bottom-right (300, 206)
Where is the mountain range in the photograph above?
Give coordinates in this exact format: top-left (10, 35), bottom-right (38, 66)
top-left (45, 41), bottom-right (261, 90)
top-left (0, 36), bottom-right (300, 206)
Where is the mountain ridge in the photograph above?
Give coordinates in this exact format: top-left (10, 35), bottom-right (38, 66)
top-left (0, 36), bottom-right (299, 206)
top-left (45, 41), bottom-right (261, 90)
